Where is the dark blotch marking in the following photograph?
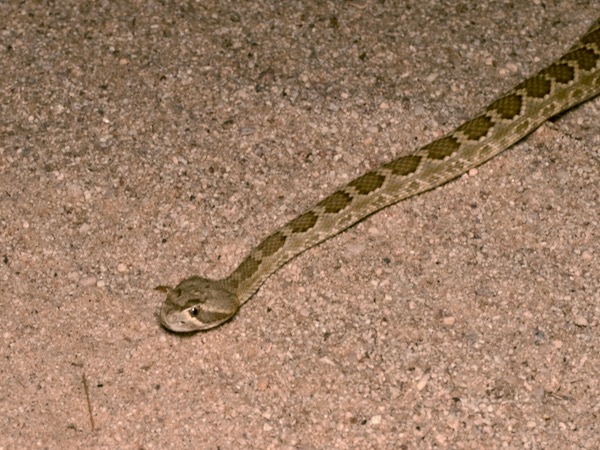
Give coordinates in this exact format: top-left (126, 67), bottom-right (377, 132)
top-left (562, 47), bottom-right (599, 71)
top-left (348, 172), bottom-right (385, 195)
top-left (540, 63), bottom-right (575, 84)
top-left (424, 136), bottom-right (461, 160)
top-left (288, 211), bottom-right (318, 233)
top-left (317, 191), bottom-right (352, 214)
top-left (198, 308), bottom-right (231, 324)
top-left (487, 93), bottom-right (522, 120)
top-left (256, 231), bottom-right (287, 257)
top-left (517, 75), bottom-right (552, 98)
top-left (383, 155), bottom-right (421, 176)
top-left (581, 28), bottom-right (600, 47)
top-left (456, 115), bottom-right (494, 141)
top-left (234, 256), bottom-right (260, 280)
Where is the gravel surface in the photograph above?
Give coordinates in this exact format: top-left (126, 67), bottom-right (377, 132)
top-left (1, 1), bottom-right (599, 449)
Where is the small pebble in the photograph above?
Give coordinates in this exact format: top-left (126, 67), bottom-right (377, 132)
top-left (573, 316), bottom-right (588, 327)
top-left (320, 357), bottom-right (336, 367)
top-left (442, 316), bottom-right (456, 326)
top-left (79, 276), bottom-right (97, 287)
top-left (256, 378), bottom-right (269, 391)
top-left (346, 243), bottom-right (366, 255)
top-left (369, 415), bottom-right (382, 426)
top-left (117, 263), bottom-right (127, 273)
top-left (368, 226), bottom-right (381, 236)
top-left (506, 62), bottom-right (519, 73)
top-left (416, 373), bottom-right (430, 391)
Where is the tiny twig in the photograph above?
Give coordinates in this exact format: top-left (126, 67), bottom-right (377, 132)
top-left (82, 372), bottom-right (95, 432)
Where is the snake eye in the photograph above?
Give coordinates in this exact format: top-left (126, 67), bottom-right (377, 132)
top-left (189, 307), bottom-right (199, 317)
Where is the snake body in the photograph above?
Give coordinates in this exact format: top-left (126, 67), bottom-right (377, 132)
top-left (160, 18), bottom-right (600, 332)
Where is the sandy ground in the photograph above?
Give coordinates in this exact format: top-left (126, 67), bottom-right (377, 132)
top-left (1, 1), bottom-right (599, 449)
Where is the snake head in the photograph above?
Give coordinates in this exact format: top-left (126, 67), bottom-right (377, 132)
top-left (159, 276), bottom-right (240, 332)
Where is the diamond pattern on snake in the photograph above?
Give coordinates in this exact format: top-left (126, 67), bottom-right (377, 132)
top-left (160, 18), bottom-right (600, 332)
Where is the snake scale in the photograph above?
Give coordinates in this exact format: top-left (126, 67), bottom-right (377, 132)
top-left (160, 17), bottom-right (600, 332)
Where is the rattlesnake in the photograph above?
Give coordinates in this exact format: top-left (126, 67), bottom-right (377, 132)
top-left (160, 18), bottom-right (600, 332)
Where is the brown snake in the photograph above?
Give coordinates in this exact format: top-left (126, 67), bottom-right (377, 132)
top-left (160, 18), bottom-right (600, 332)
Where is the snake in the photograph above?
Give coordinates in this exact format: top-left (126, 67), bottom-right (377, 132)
top-left (160, 17), bottom-right (600, 332)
